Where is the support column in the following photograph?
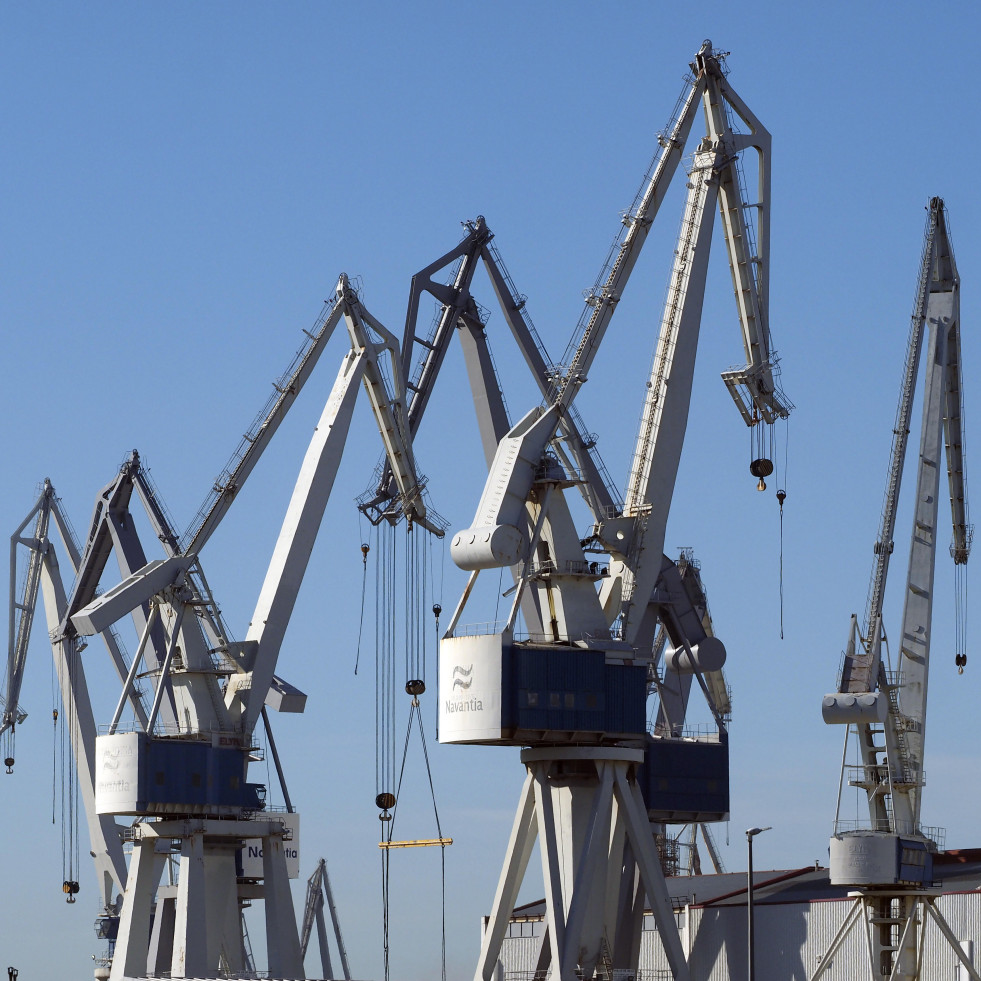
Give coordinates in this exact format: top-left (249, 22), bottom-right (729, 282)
top-left (263, 832), bottom-right (304, 979)
top-left (474, 771), bottom-right (539, 981)
top-left (109, 837), bottom-right (163, 981)
top-left (172, 832), bottom-right (208, 978)
top-left (205, 843), bottom-right (243, 975)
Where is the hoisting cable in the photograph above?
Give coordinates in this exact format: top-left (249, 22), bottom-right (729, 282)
top-left (1, 690), bottom-right (13, 771)
top-left (777, 488), bottom-right (786, 640)
top-left (430, 533), bottom-right (445, 674)
top-left (51, 708), bottom-right (58, 824)
top-left (51, 656), bottom-right (58, 823)
top-left (778, 417), bottom-right (791, 640)
top-left (954, 559), bottom-right (968, 673)
top-left (355, 538), bottom-right (371, 675)
top-left (386, 696), bottom-right (450, 981)
top-left (376, 523), bottom-right (450, 981)
top-left (2, 722), bottom-right (13, 775)
top-left (374, 522), bottom-right (397, 981)
top-left (59, 639), bottom-right (80, 903)
top-left (748, 412), bottom-right (774, 492)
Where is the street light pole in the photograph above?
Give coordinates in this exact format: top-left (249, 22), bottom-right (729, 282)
top-left (746, 826), bottom-right (771, 981)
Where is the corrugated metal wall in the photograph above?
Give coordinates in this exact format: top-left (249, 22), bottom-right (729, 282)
top-left (648, 894), bottom-right (981, 979)
top-left (498, 893), bottom-right (981, 979)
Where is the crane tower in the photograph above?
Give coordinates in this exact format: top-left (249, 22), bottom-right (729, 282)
top-left (440, 41), bottom-right (791, 981)
top-left (817, 198), bottom-right (976, 981)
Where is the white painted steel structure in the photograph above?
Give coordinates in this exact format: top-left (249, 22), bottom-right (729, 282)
top-left (819, 199), bottom-right (975, 980)
top-left (299, 858), bottom-right (351, 981)
top-left (1, 275), bottom-right (442, 980)
top-left (443, 41), bottom-right (791, 981)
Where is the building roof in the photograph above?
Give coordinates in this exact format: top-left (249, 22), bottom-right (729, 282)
top-left (507, 850), bottom-right (981, 920)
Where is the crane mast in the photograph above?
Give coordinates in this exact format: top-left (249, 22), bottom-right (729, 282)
top-left (816, 198), bottom-right (976, 981)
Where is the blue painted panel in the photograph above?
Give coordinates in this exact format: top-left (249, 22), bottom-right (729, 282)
top-left (139, 735), bottom-right (264, 812)
top-left (505, 645), bottom-right (646, 737)
top-left (898, 837), bottom-right (933, 885)
top-left (642, 734), bottom-right (729, 821)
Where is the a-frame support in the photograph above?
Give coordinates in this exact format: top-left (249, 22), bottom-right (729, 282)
top-left (810, 891), bottom-right (980, 981)
top-left (474, 747), bottom-right (690, 981)
top-left (109, 818), bottom-right (301, 981)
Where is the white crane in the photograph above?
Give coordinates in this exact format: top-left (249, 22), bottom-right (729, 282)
top-left (440, 40), bottom-right (790, 981)
top-left (2, 274), bottom-right (443, 980)
top-left (816, 198), bottom-right (975, 981)
top-left (299, 858), bottom-right (351, 981)
top-left (2, 480), bottom-right (132, 923)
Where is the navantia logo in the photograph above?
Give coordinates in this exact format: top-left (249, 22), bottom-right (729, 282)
top-left (452, 664), bottom-right (473, 690)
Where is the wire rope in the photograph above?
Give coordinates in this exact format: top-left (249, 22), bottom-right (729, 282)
top-left (388, 697), bottom-right (448, 981)
top-left (954, 562), bottom-right (968, 672)
top-left (375, 522), bottom-right (449, 981)
top-left (355, 537), bottom-right (370, 675)
top-left (375, 522), bottom-right (398, 981)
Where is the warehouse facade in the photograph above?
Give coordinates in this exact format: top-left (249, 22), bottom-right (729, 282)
top-left (496, 851), bottom-right (981, 979)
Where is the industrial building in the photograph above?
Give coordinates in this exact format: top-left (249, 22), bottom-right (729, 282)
top-left (497, 851), bottom-right (981, 979)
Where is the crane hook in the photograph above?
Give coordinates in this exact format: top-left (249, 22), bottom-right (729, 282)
top-left (361, 542), bottom-right (370, 566)
top-left (376, 792), bottom-right (396, 821)
top-left (750, 458), bottom-right (773, 491)
top-left (956, 652), bottom-right (967, 674)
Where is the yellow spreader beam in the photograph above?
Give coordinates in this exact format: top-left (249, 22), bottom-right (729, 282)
top-left (378, 837), bottom-right (453, 849)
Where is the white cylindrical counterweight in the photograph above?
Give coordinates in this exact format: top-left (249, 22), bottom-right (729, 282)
top-left (664, 636), bottom-right (726, 673)
top-left (821, 691), bottom-right (888, 724)
top-left (450, 524), bottom-right (525, 570)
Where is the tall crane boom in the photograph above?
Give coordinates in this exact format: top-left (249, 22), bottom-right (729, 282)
top-left (2, 481), bottom-right (131, 917)
top-left (816, 198), bottom-right (976, 981)
top-left (181, 296), bottom-right (345, 556)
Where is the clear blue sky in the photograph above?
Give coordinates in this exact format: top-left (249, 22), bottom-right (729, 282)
top-left (2, 3), bottom-right (980, 979)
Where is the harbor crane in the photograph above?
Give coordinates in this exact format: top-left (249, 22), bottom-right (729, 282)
top-left (359, 212), bottom-right (731, 878)
top-left (1, 274), bottom-right (442, 980)
top-left (439, 40), bottom-right (790, 981)
top-left (299, 858), bottom-right (351, 981)
top-left (353, 204), bottom-right (735, 882)
top-left (816, 198), bottom-right (975, 981)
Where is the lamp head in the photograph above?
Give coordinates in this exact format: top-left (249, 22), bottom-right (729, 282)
top-left (746, 826), bottom-right (772, 838)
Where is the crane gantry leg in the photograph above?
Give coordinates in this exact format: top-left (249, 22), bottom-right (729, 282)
top-left (474, 747), bottom-right (690, 981)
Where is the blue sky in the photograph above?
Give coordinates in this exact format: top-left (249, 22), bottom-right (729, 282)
top-left (3, 2), bottom-right (981, 979)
